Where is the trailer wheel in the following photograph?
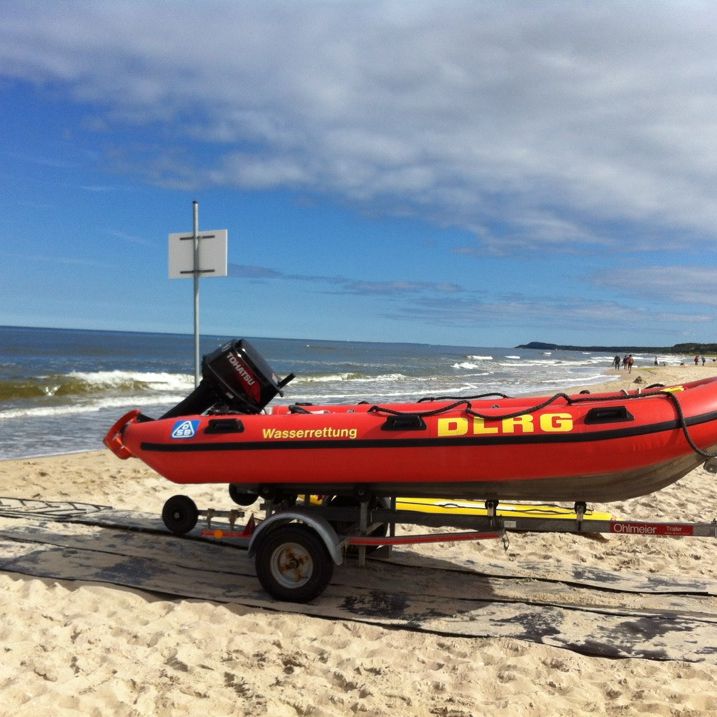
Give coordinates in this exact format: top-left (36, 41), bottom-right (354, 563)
top-left (228, 484), bottom-right (258, 506)
top-left (161, 494), bottom-right (198, 535)
top-left (254, 524), bottom-right (333, 602)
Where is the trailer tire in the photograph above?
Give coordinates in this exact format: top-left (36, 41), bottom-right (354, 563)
top-left (162, 494), bottom-right (198, 535)
top-left (254, 524), bottom-right (333, 602)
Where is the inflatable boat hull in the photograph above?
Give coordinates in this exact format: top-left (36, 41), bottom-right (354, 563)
top-left (105, 377), bottom-right (717, 503)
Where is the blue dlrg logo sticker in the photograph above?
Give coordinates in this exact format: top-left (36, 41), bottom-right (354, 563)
top-left (171, 419), bottom-right (200, 439)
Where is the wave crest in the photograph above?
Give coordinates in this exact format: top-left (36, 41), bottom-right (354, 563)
top-left (0, 370), bottom-right (193, 402)
top-left (295, 372), bottom-right (407, 384)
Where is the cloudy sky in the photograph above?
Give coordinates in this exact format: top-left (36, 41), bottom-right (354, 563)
top-left (2, 0), bottom-right (717, 347)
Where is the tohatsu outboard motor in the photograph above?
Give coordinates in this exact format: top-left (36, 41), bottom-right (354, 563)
top-left (161, 339), bottom-right (294, 418)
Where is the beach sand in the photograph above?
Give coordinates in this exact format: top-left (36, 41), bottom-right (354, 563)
top-left (2, 364), bottom-right (717, 715)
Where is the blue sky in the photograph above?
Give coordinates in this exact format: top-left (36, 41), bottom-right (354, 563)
top-left (2, 1), bottom-right (717, 348)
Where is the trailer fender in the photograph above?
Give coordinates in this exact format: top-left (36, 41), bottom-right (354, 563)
top-left (248, 508), bottom-right (344, 566)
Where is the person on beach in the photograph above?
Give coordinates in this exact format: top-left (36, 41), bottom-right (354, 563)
top-left (613, 355), bottom-right (621, 369)
top-left (695, 355), bottom-right (700, 366)
top-left (627, 354), bottom-right (634, 373)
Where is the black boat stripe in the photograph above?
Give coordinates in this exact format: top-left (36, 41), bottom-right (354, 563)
top-left (139, 409), bottom-right (717, 453)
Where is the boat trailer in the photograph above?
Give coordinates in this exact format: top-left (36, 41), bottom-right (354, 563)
top-left (159, 492), bottom-right (717, 603)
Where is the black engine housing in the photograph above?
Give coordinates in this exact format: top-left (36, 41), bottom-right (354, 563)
top-left (161, 339), bottom-right (293, 418)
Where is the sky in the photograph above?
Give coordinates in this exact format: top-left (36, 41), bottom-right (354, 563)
top-left (2, 0), bottom-right (717, 348)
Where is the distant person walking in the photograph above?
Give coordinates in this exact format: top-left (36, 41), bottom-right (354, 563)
top-left (695, 355), bottom-right (700, 366)
top-left (627, 354), bottom-right (634, 373)
top-left (613, 355), bottom-right (621, 369)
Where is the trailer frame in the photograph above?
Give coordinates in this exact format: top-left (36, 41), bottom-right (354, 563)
top-left (160, 492), bottom-right (717, 602)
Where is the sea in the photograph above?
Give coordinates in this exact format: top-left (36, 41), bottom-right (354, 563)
top-left (0, 325), bottom-right (686, 460)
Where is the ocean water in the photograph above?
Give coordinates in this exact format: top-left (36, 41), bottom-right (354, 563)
top-left (0, 325), bottom-right (681, 460)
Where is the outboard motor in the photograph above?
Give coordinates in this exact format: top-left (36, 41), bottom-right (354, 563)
top-left (161, 339), bottom-right (294, 418)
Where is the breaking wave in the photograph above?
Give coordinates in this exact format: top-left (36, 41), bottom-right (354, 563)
top-left (0, 370), bottom-right (193, 403)
top-left (294, 372), bottom-right (408, 384)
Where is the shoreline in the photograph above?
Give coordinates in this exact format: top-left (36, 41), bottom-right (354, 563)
top-left (574, 362), bottom-right (716, 393)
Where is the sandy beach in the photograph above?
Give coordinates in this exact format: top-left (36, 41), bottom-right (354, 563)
top-left (2, 364), bottom-right (717, 715)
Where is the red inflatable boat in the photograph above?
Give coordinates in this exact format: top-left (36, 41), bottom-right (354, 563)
top-left (104, 339), bottom-right (717, 503)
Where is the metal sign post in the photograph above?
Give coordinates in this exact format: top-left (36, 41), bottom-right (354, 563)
top-left (168, 202), bottom-right (228, 386)
top-left (192, 201), bottom-right (200, 386)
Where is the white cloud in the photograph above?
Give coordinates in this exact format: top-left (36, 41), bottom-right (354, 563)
top-left (3, 1), bottom-right (717, 250)
top-left (389, 292), bottom-right (711, 334)
top-left (595, 266), bottom-right (717, 307)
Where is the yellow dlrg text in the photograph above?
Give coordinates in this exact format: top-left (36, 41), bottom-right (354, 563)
top-left (437, 413), bottom-right (573, 436)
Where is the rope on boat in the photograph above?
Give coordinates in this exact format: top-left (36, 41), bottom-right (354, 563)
top-left (367, 385), bottom-right (717, 460)
top-left (659, 390), bottom-right (717, 459)
top-left (369, 389), bottom-right (635, 422)
top-left (417, 392), bottom-right (511, 402)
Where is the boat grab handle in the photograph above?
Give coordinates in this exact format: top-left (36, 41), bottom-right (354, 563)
top-left (584, 406), bottom-right (634, 424)
top-left (381, 414), bottom-right (427, 431)
top-left (204, 418), bottom-right (245, 434)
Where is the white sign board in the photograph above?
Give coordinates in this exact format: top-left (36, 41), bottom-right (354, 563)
top-left (168, 229), bottom-right (228, 279)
